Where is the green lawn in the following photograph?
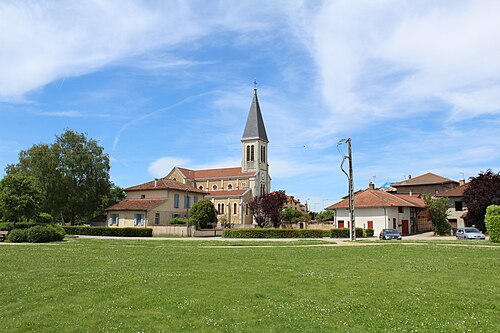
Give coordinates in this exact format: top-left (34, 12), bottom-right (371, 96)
top-left (1, 238), bottom-right (499, 332)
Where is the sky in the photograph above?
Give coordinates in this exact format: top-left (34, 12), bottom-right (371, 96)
top-left (1, 0), bottom-right (499, 212)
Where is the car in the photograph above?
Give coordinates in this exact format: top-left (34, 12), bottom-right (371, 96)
top-left (456, 227), bottom-right (485, 240)
top-left (379, 229), bottom-right (402, 240)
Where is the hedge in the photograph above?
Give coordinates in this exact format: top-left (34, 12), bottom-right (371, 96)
top-left (485, 205), bottom-right (500, 243)
top-left (7, 225), bottom-right (65, 243)
top-left (0, 222), bottom-right (14, 231)
top-left (222, 228), bottom-right (330, 238)
top-left (63, 226), bottom-right (153, 237)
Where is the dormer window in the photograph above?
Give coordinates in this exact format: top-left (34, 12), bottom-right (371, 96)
top-left (199, 186), bottom-right (203, 190)
top-left (141, 194), bottom-right (145, 199)
top-left (212, 185), bottom-right (218, 190)
top-left (227, 184), bottom-right (233, 190)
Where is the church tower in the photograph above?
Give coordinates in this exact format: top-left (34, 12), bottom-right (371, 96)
top-left (241, 87), bottom-right (270, 196)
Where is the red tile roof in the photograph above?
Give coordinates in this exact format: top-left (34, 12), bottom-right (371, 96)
top-left (392, 172), bottom-right (458, 187)
top-left (125, 179), bottom-right (206, 193)
top-left (177, 167), bottom-right (255, 179)
top-left (393, 194), bottom-right (426, 208)
top-left (206, 189), bottom-right (249, 198)
top-left (327, 189), bottom-right (425, 209)
top-left (434, 183), bottom-right (470, 197)
top-left (106, 199), bottom-right (167, 211)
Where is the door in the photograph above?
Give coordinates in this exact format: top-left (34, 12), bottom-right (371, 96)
top-left (338, 220), bottom-right (344, 228)
top-left (402, 220), bottom-right (409, 235)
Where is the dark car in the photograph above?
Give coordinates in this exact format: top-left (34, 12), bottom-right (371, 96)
top-left (379, 229), bottom-right (402, 240)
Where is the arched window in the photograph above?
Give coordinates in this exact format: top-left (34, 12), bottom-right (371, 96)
top-left (212, 184), bottom-right (218, 190)
top-left (221, 203), bottom-right (225, 214)
top-left (261, 146), bottom-right (266, 162)
top-left (217, 203), bottom-right (221, 213)
top-left (261, 184), bottom-right (265, 195)
top-left (227, 184), bottom-right (233, 190)
top-left (233, 203), bottom-right (237, 215)
top-left (250, 145), bottom-right (254, 161)
top-left (246, 145), bottom-right (250, 162)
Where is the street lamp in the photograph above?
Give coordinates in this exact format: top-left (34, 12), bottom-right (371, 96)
top-left (338, 138), bottom-right (355, 241)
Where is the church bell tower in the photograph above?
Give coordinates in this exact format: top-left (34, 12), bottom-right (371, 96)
top-left (241, 87), bottom-right (270, 196)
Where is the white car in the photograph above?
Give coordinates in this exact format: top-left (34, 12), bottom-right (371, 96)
top-left (456, 227), bottom-right (485, 240)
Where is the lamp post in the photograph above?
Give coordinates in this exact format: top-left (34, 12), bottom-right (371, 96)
top-left (338, 138), bottom-right (355, 241)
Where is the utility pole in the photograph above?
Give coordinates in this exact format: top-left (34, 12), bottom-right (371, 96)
top-left (339, 138), bottom-right (355, 240)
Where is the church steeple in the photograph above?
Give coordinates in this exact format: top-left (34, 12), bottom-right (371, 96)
top-left (242, 88), bottom-right (268, 143)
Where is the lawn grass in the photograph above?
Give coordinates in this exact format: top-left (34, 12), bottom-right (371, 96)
top-left (0, 238), bottom-right (499, 332)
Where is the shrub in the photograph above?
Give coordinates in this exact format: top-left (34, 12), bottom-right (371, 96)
top-left (48, 224), bottom-right (66, 241)
top-left (189, 200), bottom-right (217, 229)
top-left (7, 228), bottom-right (29, 242)
top-left (63, 226), bottom-right (153, 237)
top-left (330, 228), bottom-right (350, 238)
top-left (365, 228), bottom-right (375, 237)
top-left (355, 227), bottom-right (364, 238)
top-left (15, 221), bottom-right (36, 229)
top-left (35, 212), bottom-right (53, 224)
top-left (222, 228), bottom-right (330, 238)
top-left (0, 222), bottom-right (14, 231)
top-left (27, 225), bottom-right (57, 243)
top-left (170, 218), bottom-right (188, 225)
top-left (485, 205), bottom-right (500, 243)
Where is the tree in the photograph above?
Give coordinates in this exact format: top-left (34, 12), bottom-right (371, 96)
top-left (485, 205), bottom-right (500, 243)
top-left (4, 130), bottom-right (112, 224)
top-left (189, 200), bottom-right (217, 229)
top-left (282, 208), bottom-right (302, 224)
top-left (0, 173), bottom-right (40, 223)
top-left (463, 170), bottom-right (500, 232)
top-left (423, 194), bottom-right (451, 235)
top-left (316, 210), bottom-right (335, 222)
top-left (249, 191), bottom-right (288, 228)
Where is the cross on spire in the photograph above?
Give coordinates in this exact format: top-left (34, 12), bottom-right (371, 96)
top-left (253, 78), bottom-right (257, 91)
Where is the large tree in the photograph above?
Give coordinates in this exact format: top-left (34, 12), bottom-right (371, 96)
top-left (189, 200), bottom-right (217, 229)
top-left (423, 194), bottom-right (451, 235)
top-left (4, 130), bottom-right (112, 224)
top-left (463, 170), bottom-right (500, 231)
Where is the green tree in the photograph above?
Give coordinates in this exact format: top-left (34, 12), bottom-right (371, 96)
top-left (4, 129), bottom-right (112, 225)
top-left (463, 170), bottom-right (500, 231)
top-left (189, 200), bottom-right (217, 229)
top-left (283, 207), bottom-right (302, 224)
top-left (423, 194), bottom-right (451, 235)
top-left (0, 173), bottom-right (40, 223)
top-left (316, 210), bottom-right (335, 222)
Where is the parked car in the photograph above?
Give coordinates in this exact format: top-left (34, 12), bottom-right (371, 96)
top-left (456, 227), bottom-right (485, 240)
top-left (379, 229), bottom-right (402, 240)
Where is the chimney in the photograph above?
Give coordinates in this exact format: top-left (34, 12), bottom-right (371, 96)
top-left (459, 179), bottom-right (465, 186)
top-left (368, 181), bottom-right (375, 190)
top-left (154, 178), bottom-right (158, 187)
top-left (408, 175), bottom-right (412, 179)
top-left (409, 189), bottom-right (413, 197)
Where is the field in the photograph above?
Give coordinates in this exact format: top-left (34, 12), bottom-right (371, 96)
top-left (1, 238), bottom-right (499, 332)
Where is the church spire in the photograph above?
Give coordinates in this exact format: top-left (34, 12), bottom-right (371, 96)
top-left (242, 87), bottom-right (269, 143)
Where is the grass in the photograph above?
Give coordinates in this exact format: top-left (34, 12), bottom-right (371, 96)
top-left (0, 238), bottom-right (499, 332)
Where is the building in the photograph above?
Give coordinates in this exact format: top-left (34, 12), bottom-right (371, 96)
top-left (392, 172), bottom-right (459, 195)
top-left (105, 179), bottom-right (206, 227)
top-left (326, 182), bottom-right (428, 236)
top-left (284, 195), bottom-right (308, 213)
top-left (434, 180), bottom-right (469, 233)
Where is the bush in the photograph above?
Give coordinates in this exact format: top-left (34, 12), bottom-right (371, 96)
top-left (15, 221), bottom-right (36, 229)
top-left (0, 222), bottom-right (14, 231)
top-left (189, 200), bottom-right (217, 229)
top-left (27, 225), bottom-right (56, 243)
top-left (48, 224), bottom-right (66, 241)
top-left (365, 228), bottom-right (375, 237)
top-left (35, 212), bottom-right (53, 224)
top-left (63, 226), bottom-right (153, 237)
top-left (7, 228), bottom-right (29, 242)
top-left (222, 228), bottom-right (330, 238)
top-left (330, 228), bottom-right (350, 238)
top-left (485, 205), bottom-right (500, 243)
top-left (169, 218), bottom-right (188, 225)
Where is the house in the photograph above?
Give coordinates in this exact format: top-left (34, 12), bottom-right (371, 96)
top-left (105, 179), bottom-right (206, 227)
top-left (392, 172), bottom-right (459, 195)
top-left (326, 182), bottom-right (428, 236)
top-left (284, 195), bottom-right (308, 213)
top-left (434, 180), bottom-right (469, 233)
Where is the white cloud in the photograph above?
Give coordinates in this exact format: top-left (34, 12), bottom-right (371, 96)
top-left (148, 156), bottom-right (191, 179)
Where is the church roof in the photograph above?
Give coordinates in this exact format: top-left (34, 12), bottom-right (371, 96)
top-left (125, 179), bottom-right (206, 193)
top-left (206, 189), bottom-right (249, 198)
top-left (242, 88), bottom-right (268, 142)
top-left (392, 172), bottom-right (458, 187)
top-left (326, 189), bottom-right (425, 210)
top-left (177, 167), bottom-right (255, 179)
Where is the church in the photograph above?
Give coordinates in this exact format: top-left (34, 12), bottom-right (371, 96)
top-left (106, 88), bottom-right (270, 227)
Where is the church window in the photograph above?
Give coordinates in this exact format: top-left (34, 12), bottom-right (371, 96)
top-left (227, 184), bottom-right (233, 190)
top-left (199, 186), bottom-right (203, 190)
top-left (221, 203), bottom-right (225, 214)
top-left (212, 184), bottom-right (218, 190)
top-left (262, 146), bottom-right (266, 162)
top-left (234, 203), bottom-right (237, 215)
top-left (250, 145), bottom-right (255, 161)
top-left (246, 145), bottom-right (250, 162)
top-left (217, 203), bottom-right (221, 213)
top-left (241, 182), bottom-right (246, 188)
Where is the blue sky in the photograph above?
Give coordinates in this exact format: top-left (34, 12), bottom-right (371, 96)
top-left (1, 0), bottom-right (499, 211)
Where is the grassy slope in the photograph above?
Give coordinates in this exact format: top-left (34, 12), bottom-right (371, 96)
top-left (0, 239), bottom-right (499, 332)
